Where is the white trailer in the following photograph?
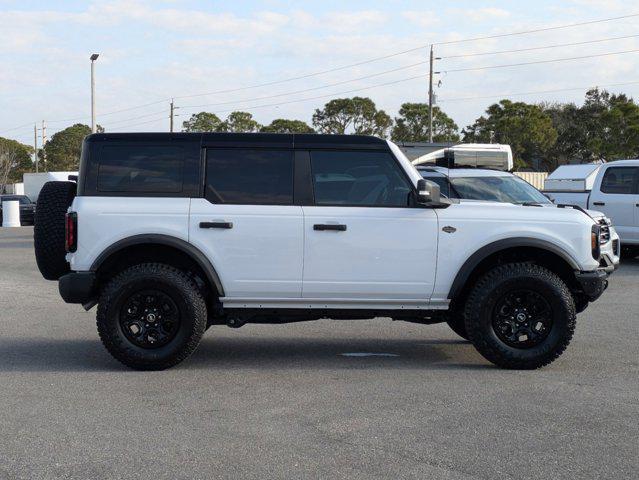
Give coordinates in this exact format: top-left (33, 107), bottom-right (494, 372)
top-left (412, 144), bottom-right (514, 171)
top-left (23, 172), bottom-right (77, 202)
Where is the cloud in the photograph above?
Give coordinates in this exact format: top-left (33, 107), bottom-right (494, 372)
top-left (401, 11), bottom-right (438, 29)
top-left (448, 7), bottom-right (511, 22)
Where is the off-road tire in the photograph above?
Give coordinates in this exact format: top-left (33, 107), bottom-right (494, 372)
top-left (464, 263), bottom-right (576, 369)
top-left (446, 313), bottom-right (469, 341)
top-left (97, 263), bottom-right (207, 370)
top-left (621, 246), bottom-right (639, 259)
top-left (33, 181), bottom-right (76, 280)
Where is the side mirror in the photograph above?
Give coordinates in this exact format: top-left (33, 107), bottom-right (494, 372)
top-left (416, 179), bottom-right (441, 205)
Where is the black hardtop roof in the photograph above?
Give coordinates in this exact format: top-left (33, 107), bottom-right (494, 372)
top-left (84, 132), bottom-right (388, 150)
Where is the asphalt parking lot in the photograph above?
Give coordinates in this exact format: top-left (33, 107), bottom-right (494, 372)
top-left (0, 227), bottom-right (637, 480)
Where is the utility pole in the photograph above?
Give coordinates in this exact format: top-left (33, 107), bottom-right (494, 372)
top-left (90, 54), bottom-right (99, 133)
top-left (428, 44), bottom-right (434, 143)
top-left (34, 124), bottom-right (38, 173)
top-left (169, 99), bottom-right (179, 132)
top-left (41, 120), bottom-right (47, 171)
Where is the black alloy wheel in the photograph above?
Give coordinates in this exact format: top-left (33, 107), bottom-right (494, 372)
top-left (492, 289), bottom-right (553, 349)
top-left (120, 290), bottom-right (181, 349)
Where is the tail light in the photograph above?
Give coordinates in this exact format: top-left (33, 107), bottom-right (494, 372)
top-left (65, 212), bottom-right (77, 252)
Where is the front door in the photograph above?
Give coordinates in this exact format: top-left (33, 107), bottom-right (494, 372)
top-left (301, 149), bottom-right (439, 302)
top-left (189, 148), bottom-right (304, 299)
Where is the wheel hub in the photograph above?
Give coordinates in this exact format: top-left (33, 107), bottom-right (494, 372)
top-left (119, 290), bottom-right (180, 349)
top-left (492, 289), bottom-right (553, 349)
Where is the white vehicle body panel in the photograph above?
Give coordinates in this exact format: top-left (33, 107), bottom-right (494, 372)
top-left (301, 205), bottom-right (438, 301)
top-left (189, 200), bottom-right (304, 298)
top-left (431, 202), bottom-right (600, 301)
top-left (68, 197), bottom-right (190, 271)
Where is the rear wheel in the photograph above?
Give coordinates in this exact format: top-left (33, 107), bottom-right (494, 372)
top-left (464, 263), bottom-right (576, 369)
top-left (97, 263), bottom-right (207, 370)
top-left (621, 246), bottom-right (639, 259)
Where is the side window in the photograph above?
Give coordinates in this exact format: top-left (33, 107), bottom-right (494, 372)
top-left (206, 149), bottom-right (294, 205)
top-left (600, 167), bottom-right (639, 194)
top-left (309, 150), bottom-right (412, 207)
top-left (98, 145), bottom-right (184, 193)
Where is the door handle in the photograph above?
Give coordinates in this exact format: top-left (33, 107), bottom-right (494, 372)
top-left (314, 223), bottom-right (347, 231)
top-left (200, 221), bottom-right (233, 229)
top-left (592, 202), bottom-right (606, 206)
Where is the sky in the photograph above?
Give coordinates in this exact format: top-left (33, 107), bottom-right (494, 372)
top-left (1, 0), bottom-right (639, 145)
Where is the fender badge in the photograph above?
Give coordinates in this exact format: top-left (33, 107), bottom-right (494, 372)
top-left (442, 226), bottom-right (457, 234)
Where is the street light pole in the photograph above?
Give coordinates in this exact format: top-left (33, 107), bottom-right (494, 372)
top-left (428, 45), bottom-right (434, 143)
top-left (90, 54), bottom-right (99, 133)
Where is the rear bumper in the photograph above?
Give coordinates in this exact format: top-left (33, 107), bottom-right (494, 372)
top-left (574, 269), bottom-right (609, 302)
top-left (59, 272), bottom-right (96, 307)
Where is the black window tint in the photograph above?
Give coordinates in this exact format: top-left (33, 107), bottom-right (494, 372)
top-left (206, 149), bottom-right (293, 205)
top-left (98, 145), bottom-right (183, 193)
top-left (310, 150), bottom-right (411, 207)
top-left (601, 167), bottom-right (639, 194)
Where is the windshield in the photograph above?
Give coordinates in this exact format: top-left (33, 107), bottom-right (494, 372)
top-left (449, 175), bottom-right (551, 204)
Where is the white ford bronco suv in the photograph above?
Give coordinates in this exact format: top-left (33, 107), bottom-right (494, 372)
top-left (33, 133), bottom-right (619, 370)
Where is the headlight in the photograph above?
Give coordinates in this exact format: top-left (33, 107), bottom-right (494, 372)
top-left (591, 225), bottom-right (601, 259)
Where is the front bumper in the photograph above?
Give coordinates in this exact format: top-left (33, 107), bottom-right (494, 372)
top-left (59, 272), bottom-right (96, 308)
top-left (575, 269), bottom-right (609, 302)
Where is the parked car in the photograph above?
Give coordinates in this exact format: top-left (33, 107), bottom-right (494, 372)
top-left (544, 160), bottom-right (639, 256)
top-left (0, 194), bottom-right (36, 225)
top-left (32, 133), bottom-right (618, 371)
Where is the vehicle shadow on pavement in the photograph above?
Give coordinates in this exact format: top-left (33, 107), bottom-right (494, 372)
top-left (0, 336), bottom-right (487, 372)
top-left (187, 336), bottom-right (487, 371)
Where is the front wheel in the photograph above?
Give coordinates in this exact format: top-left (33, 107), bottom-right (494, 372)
top-left (464, 263), bottom-right (576, 369)
top-left (97, 263), bottom-right (207, 370)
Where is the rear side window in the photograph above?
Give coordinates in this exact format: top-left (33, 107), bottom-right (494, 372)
top-left (600, 167), bottom-right (639, 194)
top-left (97, 145), bottom-right (184, 193)
top-left (206, 149), bottom-right (294, 205)
top-left (309, 150), bottom-right (411, 207)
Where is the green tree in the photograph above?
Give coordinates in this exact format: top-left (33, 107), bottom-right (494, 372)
top-left (463, 100), bottom-right (557, 170)
top-left (43, 123), bottom-right (92, 171)
top-left (391, 103), bottom-right (460, 143)
top-left (543, 89), bottom-right (639, 165)
top-left (0, 137), bottom-right (33, 191)
top-left (312, 97), bottom-right (392, 137)
top-left (260, 119), bottom-right (315, 133)
top-left (218, 111), bottom-right (262, 133)
top-left (182, 112), bottom-right (223, 132)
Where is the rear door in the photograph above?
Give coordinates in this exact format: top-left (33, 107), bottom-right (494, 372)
top-left (590, 166), bottom-right (639, 243)
top-left (189, 147), bottom-right (304, 299)
top-left (301, 149), bottom-right (439, 303)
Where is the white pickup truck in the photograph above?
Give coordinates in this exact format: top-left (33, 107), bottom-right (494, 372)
top-left (545, 160), bottom-right (639, 255)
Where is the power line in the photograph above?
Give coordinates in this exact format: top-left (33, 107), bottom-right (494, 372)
top-left (180, 60), bottom-right (429, 109)
top-left (183, 74), bottom-right (430, 116)
top-left (441, 33), bottom-right (639, 59)
top-left (3, 12), bottom-right (639, 134)
top-left (438, 80), bottom-right (639, 102)
top-left (434, 13), bottom-right (639, 46)
top-left (439, 48), bottom-right (639, 73)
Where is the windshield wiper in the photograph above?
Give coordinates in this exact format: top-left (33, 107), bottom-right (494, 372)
top-left (518, 202), bottom-right (544, 207)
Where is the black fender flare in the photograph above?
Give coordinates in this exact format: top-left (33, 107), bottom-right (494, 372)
top-left (447, 237), bottom-right (580, 300)
top-left (90, 234), bottom-right (225, 297)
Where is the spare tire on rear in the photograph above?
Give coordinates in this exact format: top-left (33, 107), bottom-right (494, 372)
top-left (34, 181), bottom-right (77, 280)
